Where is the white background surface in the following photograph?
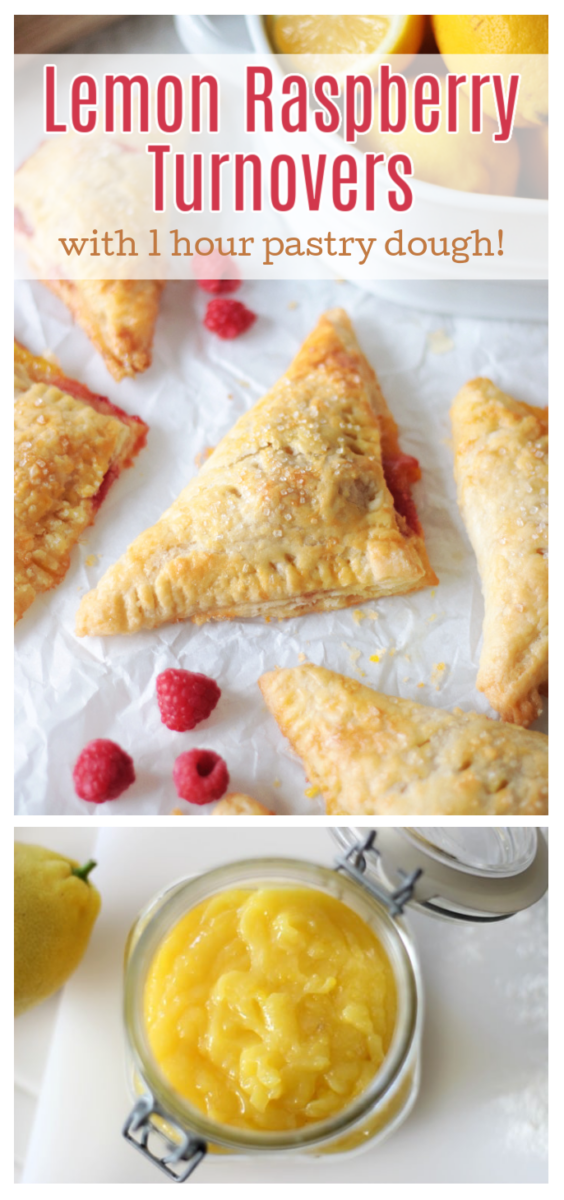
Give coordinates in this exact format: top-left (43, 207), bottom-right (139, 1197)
top-left (14, 277), bottom-right (548, 815)
top-left (14, 825), bottom-right (547, 1184)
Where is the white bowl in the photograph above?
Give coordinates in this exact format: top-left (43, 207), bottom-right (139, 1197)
top-left (175, 15), bottom-right (547, 319)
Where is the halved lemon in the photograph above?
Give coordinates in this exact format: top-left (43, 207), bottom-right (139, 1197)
top-left (266, 14), bottom-right (426, 74)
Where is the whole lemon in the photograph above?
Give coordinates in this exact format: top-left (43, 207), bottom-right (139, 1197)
top-left (431, 16), bottom-right (548, 127)
top-left (431, 15), bottom-right (548, 55)
top-left (14, 843), bottom-right (101, 1016)
top-left (364, 83), bottom-right (520, 196)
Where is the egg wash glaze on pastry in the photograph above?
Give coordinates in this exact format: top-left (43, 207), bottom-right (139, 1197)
top-left (15, 135), bottom-right (164, 380)
top-left (14, 342), bottom-right (148, 624)
top-left (451, 378), bottom-right (548, 727)
top-left (76, 309), bottom-right (437, 636)
top-left (259, 665), bottom-right (548, 816)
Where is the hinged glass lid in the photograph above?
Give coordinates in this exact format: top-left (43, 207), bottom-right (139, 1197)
top-left (331, 828), bottom-right (547, 921)
top-left (404, 828), bottom-right (538, 876)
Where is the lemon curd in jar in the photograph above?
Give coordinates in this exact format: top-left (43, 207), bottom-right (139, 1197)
top-left (144, 886), bottom-right (397, 1133)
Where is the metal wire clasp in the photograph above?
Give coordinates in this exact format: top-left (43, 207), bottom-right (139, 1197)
top-left (334, 831), bottom-right (422, 917)
top-left (123, 1093), bottom-right (207, 1182)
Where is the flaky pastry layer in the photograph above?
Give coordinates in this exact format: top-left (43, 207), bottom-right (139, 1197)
top-left (14, 343), bottom-right (148, 623)
top-left (259, 665), bottom-right (548, 816)
top-left (45, 279), bottom-right (165, 381)
top-left (451, 377), bottom-right (548, 726)
top-left (76, 308), bottom-right (437, 636)
top-left (15, 135), bottom-right (164, 379)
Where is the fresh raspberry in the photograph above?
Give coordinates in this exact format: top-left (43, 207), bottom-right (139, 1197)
top-left (73, 739), bottom-right (135, 802)
top-left (173, 749), bottom-right (229, 804)
top-left (156, 669), bottom-right (221, 732)
top-left (193, 249), bottom-right (241, 291)
top-left (204, 298), bottom-right (256, 340)
top-left (197, 277), bottom-right (241, 295)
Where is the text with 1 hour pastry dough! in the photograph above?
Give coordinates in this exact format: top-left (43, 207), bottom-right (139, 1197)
top-left (75, 308), bottom-right (437, 636)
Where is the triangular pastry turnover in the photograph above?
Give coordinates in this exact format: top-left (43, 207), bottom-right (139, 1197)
top-left (76, 309), bottom-right (437, 636)
top-left (43, 279), bottom-right (164, 382)
top-left (259, 665), bottom-right (548, 816)
top-left (451, 378), bottom-right (548, 726)
top-left (14, 341), bottom-right (148, 624)
top-left (15, 135), bottom-right (164, 380)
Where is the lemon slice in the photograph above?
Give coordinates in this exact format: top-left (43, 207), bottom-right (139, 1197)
top-left (266, 14), bottom-right (425, 73)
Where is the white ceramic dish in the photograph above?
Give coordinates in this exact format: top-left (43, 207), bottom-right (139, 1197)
top-left (174, 15), bottom-right (547, 317)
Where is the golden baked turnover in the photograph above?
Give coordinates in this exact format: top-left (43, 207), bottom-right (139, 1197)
top-left (259, 664), bottom-right (548, 817)
top-left (14, 341), bottom-right (148, 624)
top-left (76, 309), bottom-right (437, 636)
top-left (15, 136), bottom-right (164, 380)
top-left (451, 378), bottom-right (548, 726)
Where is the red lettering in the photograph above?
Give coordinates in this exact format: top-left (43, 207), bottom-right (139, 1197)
top-left (379, 64), bottom-right (407, 133)
top-left (387, 154), bottom-right (413, 213)
top-left (313, 75), bottom-right (341, 133)
top-left (156, 76), bottom-right (183, 134)
top-left (71, 74), bottom-right (97, 133)
top-left (413, 74), bottom-right (440, 133)
top-left (302, 155), bottom-right (326, 210)
top-left (365, 152), bottom-right (385, 211)
top-left (175, 153), bottom-right (203, 212)
top-left (146, 143), bottom-right (170, 212)
top-left (104, 75), bottom-right (149, 133)
top-left (332, 155), bottom-right (357, 211)
top-left (44, 65), bottom-right (66, 133)
top-left (491, 73), bottom-right (520, 142)
top-left (246, 66), bottom-right (273, 132)
top-left (191, 75), bottom-right (219, 133)
top-left (281, 75), bottom-right (308, 132)
top-left (345, 74), bottom-right (373, 143)
top-left (235, 154), bottom-right (262, 211)
top-left (446, 74), bottom-right (467, 133)
top-left (210, 153), bottom-right (230, 211)
top-left (271, 155), bottom-right (296, 211)
top-left (470, 75), bottom-right (490, 133)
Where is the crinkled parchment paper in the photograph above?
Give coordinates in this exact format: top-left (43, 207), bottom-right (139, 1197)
top-left (14, 279), bottom-right (548, 815)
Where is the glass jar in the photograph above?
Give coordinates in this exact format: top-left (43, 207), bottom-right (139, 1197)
top-left (122, 828), bottom-right (547, 1182)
